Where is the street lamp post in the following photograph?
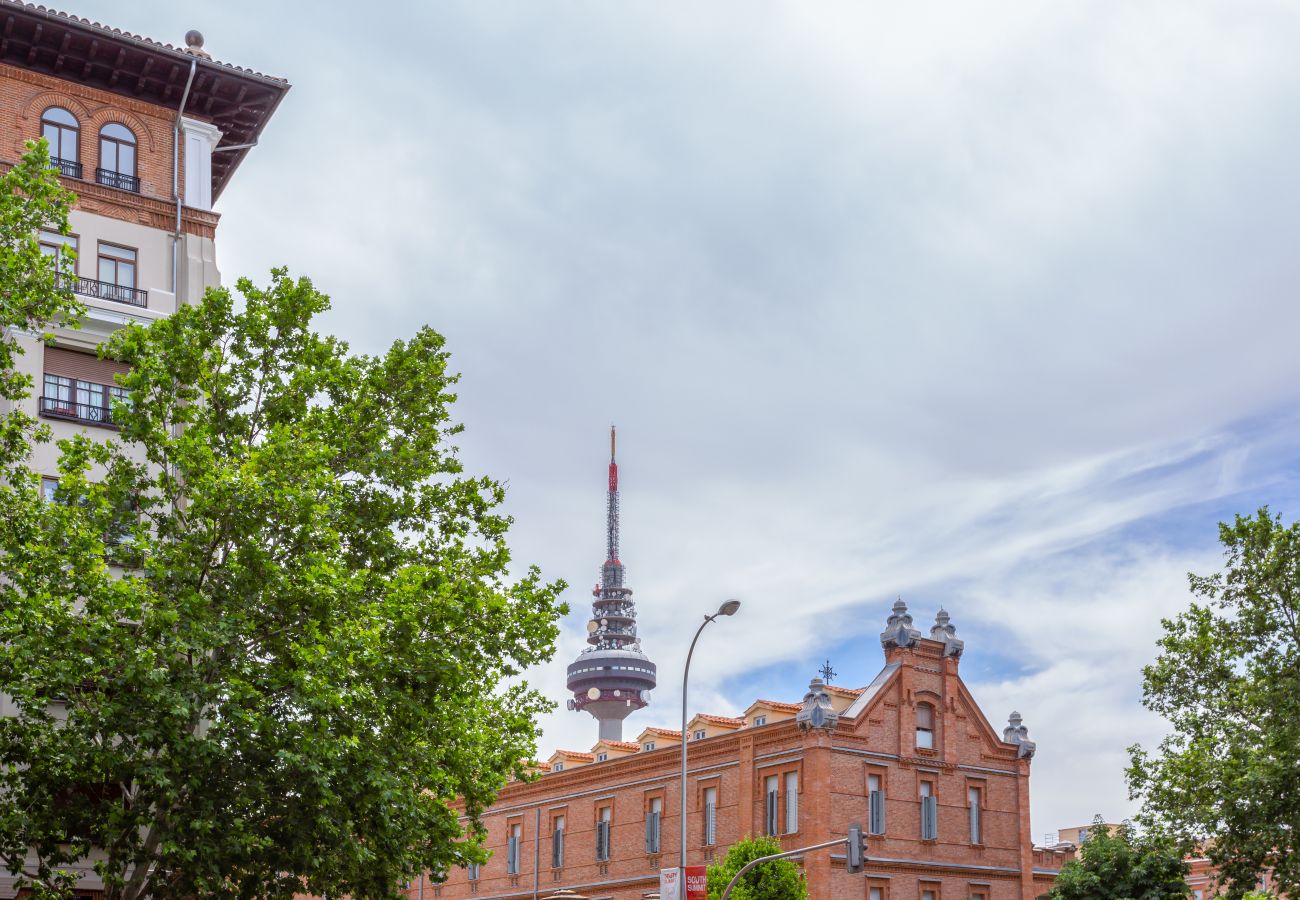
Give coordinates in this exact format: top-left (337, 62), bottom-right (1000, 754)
top-left (679, 599), bottom-right (741, 883)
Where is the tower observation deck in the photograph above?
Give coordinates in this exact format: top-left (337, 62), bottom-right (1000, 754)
top-left (565, 428), bottom-right (657, 742)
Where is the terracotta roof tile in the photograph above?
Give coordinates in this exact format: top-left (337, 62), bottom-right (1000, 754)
top-left (639, 728), bottom-right (683, 738)
top-left (750, 700), bottom-right (801, 713)
top-left (597, 741), bottom-right (641, 752)
top-left (0, 0), bottom-right (288, 82)
top-left (552, 750), bottom-right (595, 761)
top-left (825, 685), bottom-right (865, 697)
top-left (693, 714), bottom-right (745, 727)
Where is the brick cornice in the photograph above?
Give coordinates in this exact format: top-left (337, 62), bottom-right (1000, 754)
top-left (0, 159), bottom-right (220, 238)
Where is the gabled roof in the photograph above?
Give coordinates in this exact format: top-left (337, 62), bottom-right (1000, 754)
top-left (592, 740), bottom-right (640, 753)
top-left (550, 750), bottom-right (594, 761)
top-left (0, 0), bottom-right (290, 198)
top-left (746, 699), bottom-right (801, 713)
top-left (638, 727), bottom-right (682, 739)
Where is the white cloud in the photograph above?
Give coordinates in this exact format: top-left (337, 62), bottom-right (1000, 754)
top-left (74, 0), bottom-right (1300, 839)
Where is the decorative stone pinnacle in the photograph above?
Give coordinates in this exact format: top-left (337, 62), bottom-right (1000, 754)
top-left (880, 598), bottom-right (922, 650)
top-left (1003, 711), bottom-right (1036, 759)
top-left (795, 677), bottom-right (839, 733)
top-left (930, 607), bottom-right (964, 658)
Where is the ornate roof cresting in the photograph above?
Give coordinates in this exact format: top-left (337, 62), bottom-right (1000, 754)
top-left (929, 607), bottom-right (964, 658)
top-left (880, 598), bottom-right (922, 650)
top-left (795, 677), bottom-right (839, 732)
top-left (1003, 711), bottom-right (1036, 759)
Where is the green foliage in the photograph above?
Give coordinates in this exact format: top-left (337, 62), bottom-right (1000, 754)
top-left (1127, 508), bottom-right (1300, 898)
top-left (0, 138), bottom-right (81, 469)
top-left (0, 267), bottom-right (567, 899)
top-left (706, 836), bottom-right (808, 900)
top-left (1046, 819), bottom-right (1189, 899)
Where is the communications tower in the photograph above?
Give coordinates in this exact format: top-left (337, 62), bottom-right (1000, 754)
top-left (565, 427), bottom-right (657, 742)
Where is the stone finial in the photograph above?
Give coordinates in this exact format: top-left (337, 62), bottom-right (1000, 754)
top-left (929, 607), bottom-right (964, 658)
top-left (880, 598), bottom-right (922, 650)
top-left (1003, 711), bottom-right (1036, 759)
top-left (183, 30), bottom-right (211, 59)
top-left (795, 677), bottom-right (839, 733)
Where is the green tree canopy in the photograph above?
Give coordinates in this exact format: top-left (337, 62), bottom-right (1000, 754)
top-left (0, 254), bottom-right (566, 898)
top-left (706, 836), bottom-right (808, 900)
top-left (1046, 819), bottom-right (1189, 900)
top-left (1128, 508), bottom-right (1300, 898)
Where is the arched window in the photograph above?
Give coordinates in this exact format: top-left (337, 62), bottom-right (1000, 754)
top-left (98, 123), bottom-right (139, 192)
top-left (916, 702), bottom-right (935, 749)
top-left (41, 107), bottom-right (80, 177)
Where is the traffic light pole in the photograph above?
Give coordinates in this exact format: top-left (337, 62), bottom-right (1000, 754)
top-left (717, 826), bottom-right (867, 900)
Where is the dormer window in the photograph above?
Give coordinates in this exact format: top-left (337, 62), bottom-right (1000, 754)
top-left (693, 729), bottom-right (706, 741)
top-left (41, 107), bottom-right (81, 178)
top-left (753, 715), bottom-right (767, 726)
top-left (916, 702), bottom-right (935, 749)
top-left (98, 123), bottom-right (139, 192)
top-left (553, 762), bottom-right (563, 772)
top-left (643, 741), bottom-right (655, 751)
top-left (596, 752), bottom-right (608, 762)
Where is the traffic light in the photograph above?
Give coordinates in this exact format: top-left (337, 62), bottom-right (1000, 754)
top-left (846, 823), bottom-right (865, 873)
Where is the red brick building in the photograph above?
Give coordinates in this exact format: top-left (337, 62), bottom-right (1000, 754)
top-left (412, 602), bottom-right (1062, 900)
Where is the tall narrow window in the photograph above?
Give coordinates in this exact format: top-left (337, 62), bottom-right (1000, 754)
top-left (39, 229), bottom-right (77, 276)
top-left (968, 786), bottom-right (982, 844)
top-left (41, 107), bottom-right (80, 177)
top-left (506, 822), bottom-right (522, 875)
top-left (97, 243), bottom-right (137, 304)
top-left (868, 773), bottom-right (886, 835)
top-left (784, 771), bottom-right (798, 834)
top-left (467, 863), bottom-right (480, 881)
top-left (920, 780), bottom-right (937, 840)
top-left (41, 477), bottom-right (59, 503)
top-left (595, 807), bottom-right (611, 861)
top-left (764, 775), bottom-right (779, 836)
top-left (551, 815), bottom-right (565, 868)
top-left (916, 703), bottom-right (935, 750)
top-left (703, 787), bottom-right (717, 846)
top-left (97, 123), bottom-right (138, 192)
top-left (645, 797), bottom-right (662, 854)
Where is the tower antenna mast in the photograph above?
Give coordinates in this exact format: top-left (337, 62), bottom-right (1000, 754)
top-left (566, 426), bottom-right (657, 742)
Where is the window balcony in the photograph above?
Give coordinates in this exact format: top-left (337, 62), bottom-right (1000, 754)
top-left (95, 168), bottom-right (140, 193)
top-left (59, 273), bottom-right (147, 308)
top-left (49, 157), bottom-right (82, 179)
top-left (39, 395), bottom-right (122, 430)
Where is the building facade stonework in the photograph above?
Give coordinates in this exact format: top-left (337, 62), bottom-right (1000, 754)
top-left (415, 604), bottom-right (1062, 900)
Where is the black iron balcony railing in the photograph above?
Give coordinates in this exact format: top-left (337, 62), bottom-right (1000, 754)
top-left (59, 273), bottom-right (147, 308)
top-left (49, 157), bottom-right (83, 179)
top-left (95, 168), bottom-right (140, 193)
top-left (39, 396), bottom-right (122, 430)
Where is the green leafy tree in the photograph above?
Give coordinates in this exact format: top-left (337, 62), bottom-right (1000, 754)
top-left (1128, 508), bottom-right (1300, 898)
top-left (0, 138), bottom-right (84, 900)
top-left (0, 264), bottom-right (567, 899)
top-left (1046, 819), bottom-right (1189, 899)
top-left (706, 836), bottom-right (808, 900)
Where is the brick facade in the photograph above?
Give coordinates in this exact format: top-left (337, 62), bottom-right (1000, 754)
top-left (0, 61), bottom-right (219, 238)
top-left (414, 606), bottom-right (1059, 900)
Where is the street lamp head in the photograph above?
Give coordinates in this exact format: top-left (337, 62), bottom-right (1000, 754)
top-left (717, 599), bottom-right (741, 617)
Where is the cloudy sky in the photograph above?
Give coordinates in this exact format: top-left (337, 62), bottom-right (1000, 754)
top-left (76, 0), bottom-right (1300, 840)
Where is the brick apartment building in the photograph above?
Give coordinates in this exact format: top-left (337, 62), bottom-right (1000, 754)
top-left (0, 2), bottom-right (286, 896)
top-left (414, 602), bottom-right (1064, 900)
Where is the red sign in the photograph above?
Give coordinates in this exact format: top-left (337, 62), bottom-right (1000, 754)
top-left (684, 865), bottom-right (708, 900)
